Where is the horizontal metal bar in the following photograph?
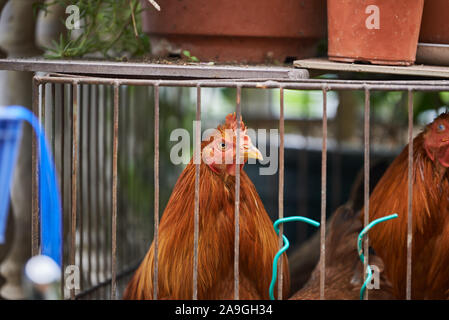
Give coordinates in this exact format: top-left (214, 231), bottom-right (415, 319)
top-left (46, 73), bottom-right (449, 86)
top-left (34, 75), bottom-right (449, 91)
top-left (0, 58), bottom-right (309, 80)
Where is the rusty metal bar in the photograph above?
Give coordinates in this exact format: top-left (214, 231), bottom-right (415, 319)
top-left (39, 83), bottom-right (46, 252)
top-left (319, 87), bottom-right (327, 300)
top-left (95, 85), bottom-right (101, 286)
top-left (42, 83), bottom-right (46, 136)
top-left (234, 85), bottom-right (242, 300)
top-left (79, 85), bottom-right (84, 290)
top-left (59, 83), bottom-right (65, 298)
top-left (124, 86), bottom-right (132, 271)
top-left (102, 85), bottom-right (109, 284)
top-left (41, 74), bottom-right (449, 86)
top-left (86, 85), bottom-right (93, 288)
top-left (119, 86), bottom-right (127, 280)
top-left (34, 75), bottom-right (449, 92)
top-left (31, 78), bottom-right (39, 257)
top-left (153, 84), bottom-right (160, 300)
top-left (52, 84), bottom-right (56, 155)
top-left (111, 84), bottom-right (119, 299)
top-left (406, 90), bottom-right (414, 300)
top-left (277, 87), bottom-right (285, 300)
top-left (363, 88), bottom-right (370, 300)
top-left (192, 85), bottom-right (201, 300)
top-left (70, 83), bottom-right (79, 299)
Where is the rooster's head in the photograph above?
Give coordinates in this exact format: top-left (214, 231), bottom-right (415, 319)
top-left (202, 113), bottom-right (263, 176)
top-left (424, 112), bottom-right (449, 168)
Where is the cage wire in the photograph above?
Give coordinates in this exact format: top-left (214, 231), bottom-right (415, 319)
top-left (30, 74), bottom-right (449, 300)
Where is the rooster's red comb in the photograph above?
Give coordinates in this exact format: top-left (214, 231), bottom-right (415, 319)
top-left (223, 113), bottom-right (246, 131)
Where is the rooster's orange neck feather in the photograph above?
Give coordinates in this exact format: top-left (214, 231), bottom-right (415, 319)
top-left (367, 133), bottom-right (449, 299)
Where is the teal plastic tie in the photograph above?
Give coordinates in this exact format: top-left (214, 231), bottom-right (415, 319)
top-left (269, 216), bottom-right (320, 300)
top-left (357, 213), bottom-right (398, 300)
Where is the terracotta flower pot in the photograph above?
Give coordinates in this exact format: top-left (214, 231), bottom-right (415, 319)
top-left (141, 0), bottom-right (326, 63)
top-left (327, 0), bottom-right (424, 66)
top-left (419, 0), bottom-right (449, 44)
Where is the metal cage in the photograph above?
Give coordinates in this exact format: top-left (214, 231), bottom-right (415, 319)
top-left (31, 73), bottom-right (449, 300)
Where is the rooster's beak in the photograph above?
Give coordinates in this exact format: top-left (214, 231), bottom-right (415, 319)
top-left (243, 142), bottom-right (263, 161)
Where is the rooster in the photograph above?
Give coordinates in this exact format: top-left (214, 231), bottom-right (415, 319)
top-left (367, 112), bottom-right (449, 299)
top-left (123, 113), bottom-right (290, 300)
top-left (288, 159), bottom-right (391, 293)
top-left (290, 205), bottom-right (394, 300)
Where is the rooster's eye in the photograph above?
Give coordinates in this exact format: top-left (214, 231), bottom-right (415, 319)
top-left (438, 124), bottom-right (446, 132)
top-left (220, 142), bottom-right (227, 149)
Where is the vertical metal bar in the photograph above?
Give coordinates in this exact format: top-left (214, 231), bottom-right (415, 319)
top-left (363, 88), bottom-right (370, 300)
top-left (320, 87), bottom-right (327, 300)
top-left (406, 90), bottom-right (414, 300)
top-left (79, 85), bottom-right (84, 290)
top-left (102, 85), bottom-right (108, 284)
top-left (153, 84), bottom-right (160, 300)
top-left (95, 85), bottom-right (101, 286)
top-left (70, 82), bottom-right (79, 300)
top-left (111, 84), bottom-right (119, 299)
top-left (86, 85), bottom-right (92, 288)
top-left (42, 84), bottom-right (46, 133)
top-left (277, 87), bottom-right (285, 300)
top-left (124, 86), bottom-right (132, 271)
top-left (119, 86), bottom-right (127, 281)
top-left (192, 85), bottom-right (201, 300)
top-left (59, 83), bottom-right (65, 298)
top-left (52, 84), bottom-right (56, 155)
top-left (234, 85), bottom-right (242, 300)
top-left (38, 83), bottom-right (46, 252)
top-left (31, 78), bottom-right (39, 257)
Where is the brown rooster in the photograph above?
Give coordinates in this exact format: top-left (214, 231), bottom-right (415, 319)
top-left (290, 205), bottom-right (394, 300)
top-left (367, 112), bottom-right (449, 299)
top-left (288, 159), bottom-right (392, 293)
top-left (123, 114), bottom-right (289, 300)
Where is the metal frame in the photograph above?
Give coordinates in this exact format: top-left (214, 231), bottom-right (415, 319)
top-left (31, 73), bottom-right (449, 300)
top-left (0, 58), bottom-right (309, 80)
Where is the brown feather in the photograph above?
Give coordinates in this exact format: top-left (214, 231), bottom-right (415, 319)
top-left (123, 140), bottom-right (289, 300)
top-left (367, 121), bottom-right (449, 299)
top-left (291, 205), bottom-right (394, 300)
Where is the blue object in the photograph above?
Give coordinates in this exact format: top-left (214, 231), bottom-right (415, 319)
top-left (0, 118), bottom-right (22, 243)
top-left (357, 213), bottom-right (398, 300)
top-left (270, 216), bottom-right (320, 300)
top-left (0, 106), bottom-right (62, 267)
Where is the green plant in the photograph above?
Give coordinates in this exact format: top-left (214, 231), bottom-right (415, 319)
top-left (34, 0), bottom-right (151, 59)
top-left (182, 50), bottom-right (199, 62)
